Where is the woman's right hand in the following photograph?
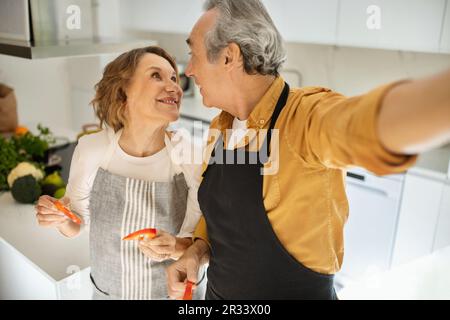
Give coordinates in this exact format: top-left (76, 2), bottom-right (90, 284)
top-left (35, 195), bottom-right (71, 228)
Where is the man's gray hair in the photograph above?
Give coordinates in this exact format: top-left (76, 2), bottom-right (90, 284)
top-left (203, 0), bottom-right (286, 76)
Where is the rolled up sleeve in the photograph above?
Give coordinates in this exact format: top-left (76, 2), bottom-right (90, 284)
top-left (193, 216), bottom-right (210, 247)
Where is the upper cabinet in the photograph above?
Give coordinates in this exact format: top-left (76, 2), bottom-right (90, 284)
top-left (440, 0), bottom-right (450, 53)
top-left (262, 0), bottom-right (339, 45)
top-left (264, 0), bottom-right (447, 54)
top-left (119, 0), bottom-right (448, 54)
top-left (337, 0), bottom-right (447, 53)
top-left (120, 0), bottom-right (204, 34)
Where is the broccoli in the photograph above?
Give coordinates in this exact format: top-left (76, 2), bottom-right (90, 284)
top-left (11, 175), bottom-right (42, 204)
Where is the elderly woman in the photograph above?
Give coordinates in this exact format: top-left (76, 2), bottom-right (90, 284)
top-left (34, 46), bottom-right (205, 300)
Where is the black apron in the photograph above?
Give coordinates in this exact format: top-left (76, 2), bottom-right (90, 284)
top-left (198, 83), bottom-right (337, 300)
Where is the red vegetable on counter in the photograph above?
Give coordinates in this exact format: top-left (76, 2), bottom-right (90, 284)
top-left (54, 200), bottom-right (81, 225)
top-left (122, 228), bottom-right (157, 241)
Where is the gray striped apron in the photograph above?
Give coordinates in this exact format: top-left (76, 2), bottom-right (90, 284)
top-left (88, 130), bottom-right (205, 300)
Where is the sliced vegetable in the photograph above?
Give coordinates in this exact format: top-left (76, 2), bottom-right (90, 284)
top-left (54, 200), bottom-right (81, 225)
top-left (183, 281), bottom-right (194, 300)
top-left (122, 228), bottom-right (157, 241)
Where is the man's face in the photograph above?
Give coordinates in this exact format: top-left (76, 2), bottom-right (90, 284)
top-left (185, 10), bottom-right (228, 108)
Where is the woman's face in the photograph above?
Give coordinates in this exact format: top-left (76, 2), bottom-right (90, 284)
top-left (125, 53), bottom-right (183, 124)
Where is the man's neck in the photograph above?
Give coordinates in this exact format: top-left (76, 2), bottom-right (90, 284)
top-left (229, 74), bottom-right (276, 120)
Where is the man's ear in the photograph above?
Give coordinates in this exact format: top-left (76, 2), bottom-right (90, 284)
top-left (224, 42), bottom-right (243, 70)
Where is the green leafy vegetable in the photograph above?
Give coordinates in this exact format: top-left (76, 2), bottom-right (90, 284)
top-left (0, 124), bottom-right (54, 191)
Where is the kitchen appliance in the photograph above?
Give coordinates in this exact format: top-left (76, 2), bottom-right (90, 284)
top-left (44, 138), bottom-right (76, 184)
top-left (177, 62), bottom-right (194, 97)
top-left (0, 0), bottom-right (154, 59)
top-left (335, 168), bottom-right (405, 289)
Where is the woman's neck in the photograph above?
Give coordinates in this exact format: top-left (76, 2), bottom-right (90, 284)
top-left (119, 121), bottom-right (167, 158)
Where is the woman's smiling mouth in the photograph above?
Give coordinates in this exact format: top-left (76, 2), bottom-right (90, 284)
top-left (157, 97), bottom-right (179, 106)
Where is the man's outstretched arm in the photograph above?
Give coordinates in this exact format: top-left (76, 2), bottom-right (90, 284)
top-left (378, 69), bottom-right (450, 155)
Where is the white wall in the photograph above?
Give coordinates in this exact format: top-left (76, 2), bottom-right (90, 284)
top-left (120, 0), bottom-right (204, 35)
top-left (0, 53), bottom-right (109, 136)
top-left (283, 42), bottom-right (450, 96)
top-left (0, 54), bottom-right (72, 131)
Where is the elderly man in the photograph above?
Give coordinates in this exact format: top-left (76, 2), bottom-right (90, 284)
top-left (167, 0), bottom-right (450, 300)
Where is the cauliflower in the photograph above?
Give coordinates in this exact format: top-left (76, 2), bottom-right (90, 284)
top-left (7, 162), bottom-right (44, 188)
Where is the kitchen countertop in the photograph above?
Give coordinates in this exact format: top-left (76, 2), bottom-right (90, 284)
top-left (0, 192), bottom-right (90, 281)
top-left (409, 144), bottom-right (450, 181)
top-left (338, 245), bottom-right (450, 299)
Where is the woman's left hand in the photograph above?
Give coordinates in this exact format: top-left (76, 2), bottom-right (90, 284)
top-left (139, 230), bottom-right (177, 262)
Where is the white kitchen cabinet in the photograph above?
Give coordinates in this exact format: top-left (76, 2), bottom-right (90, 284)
top-left (120, 0), bottom-right (204, 34)
top-left (0, 193), bottom-right (92, 300)
top-left (337, 0), bottom-right (446, 53)
top-left (262, 0), bottom-right (339, 45)
top-left (336, 168), bottom-right (404, 286)
top-left (338, 245), bottom-right (450, 300)
top-left (440, 0), bottom-right (450, 53)
top-left (433, 183), bottom-right (450, 251)
top-left (0, 238), bottom-right (92, 300)
top-left (391, 172), bottom-right (445, 266)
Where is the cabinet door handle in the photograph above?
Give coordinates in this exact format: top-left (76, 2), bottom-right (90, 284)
top-left (347, 172), bottom-right (365, 181)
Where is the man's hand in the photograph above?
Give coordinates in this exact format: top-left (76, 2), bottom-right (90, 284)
top-left (166, 239), bottom-right (210, 299)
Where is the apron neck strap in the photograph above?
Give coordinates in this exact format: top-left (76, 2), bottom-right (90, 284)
top-left (164, 131), bottom-right (183, 174)
top-left (210, 82), bottom-right (290, 159)
top-left (100, 129), bottom-right (178, 173)
top-left (266, 82), bottom-right (289, 148)
top-left (100, 128), bottom-right (123, 170)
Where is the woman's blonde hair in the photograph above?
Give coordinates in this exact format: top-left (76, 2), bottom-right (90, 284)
top-left (91, 46), bottom-right (179, 131)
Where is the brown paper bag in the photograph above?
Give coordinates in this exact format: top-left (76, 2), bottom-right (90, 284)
top-left (0, 84), bottom-right (18, 133)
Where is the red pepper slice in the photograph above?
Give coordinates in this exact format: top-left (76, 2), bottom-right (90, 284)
top-left (122, 228), bottom-right (157, 241)
top-left (183, 281), bottom-right (194, 300)
top-left (54, 200), bottom-right (81, 225)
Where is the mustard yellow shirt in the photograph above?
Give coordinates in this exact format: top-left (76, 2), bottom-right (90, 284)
top-left (194, 77), bottom-right (417, 274)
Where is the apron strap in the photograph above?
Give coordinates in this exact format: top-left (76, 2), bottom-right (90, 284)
top-left (266, 82), bottom-right (290, 149)
top-left (99, 128), bottom-right (185, 176)
top-left (164, 131), bottom-right (183, 174)
top-left (99, 128), bottom-right (123, 170)
top-left (210, 82), bottom-right (290, 159)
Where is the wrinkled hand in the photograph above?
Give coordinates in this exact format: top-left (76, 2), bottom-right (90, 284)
top-left (139, 230), bottom-right (176, 262)
top-left (166, 241), bottom-right (203, 300)
top-left (35, 195), bottom-right (71, 228)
